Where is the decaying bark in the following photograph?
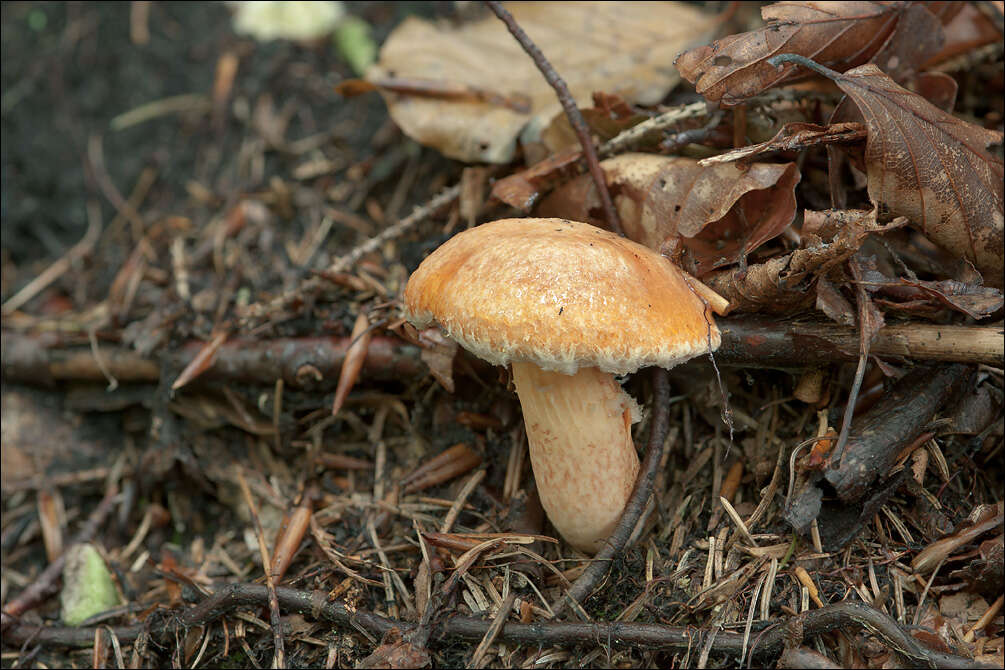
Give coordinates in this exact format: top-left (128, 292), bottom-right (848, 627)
top-left (786, 364), bottom-right (975, 549)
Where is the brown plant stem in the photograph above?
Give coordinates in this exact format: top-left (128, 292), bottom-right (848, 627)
top-left (484, 1), bottom-right (623, 236)
top-left (551, 367), bottom-right (670, 618)
top-left (1, 587), bottom-right (992, 669)
top-left (3, 319), bottom-right (1001, 393)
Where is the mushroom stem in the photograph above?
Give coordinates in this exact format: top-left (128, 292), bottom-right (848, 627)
top-left (511, 361), bottom-right (641, 554)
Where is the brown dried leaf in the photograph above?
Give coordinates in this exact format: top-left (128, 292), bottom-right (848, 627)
top-left (817, 276), bottom-right (856, 326)
top-left (675, 2), bottom-right (951, 106)
top-left (417, 327), bottom-right (458, 393)
top-left (490, 149), bottom-right (583, 212)
top-left (704, 209), bottom-right (903, 314)
top-left (357, 628), bottom-right (430, 669)
top-left (539, 153), bottom-right (799, 276)
top-left (910, 71), bottom-right (958, 114)
top-left (787, 59), bottom-right (1005, 287)
top-left (367, 2), bottom-right (715, 162)
top-left (540, 92), bottom-right (650, 154)
top-left (849, 254), bottom-right (886, 345)
top-left (924, 2), bottom-right (1003, 67)
top-left (862, 275), bottom-right (1004, 319)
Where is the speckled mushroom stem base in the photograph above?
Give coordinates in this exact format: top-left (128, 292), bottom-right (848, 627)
top-left (511, 361), bottom-right (641, 554)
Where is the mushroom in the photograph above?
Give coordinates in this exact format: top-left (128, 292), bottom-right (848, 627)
top-left (403, 218), bottom-right (719, 553)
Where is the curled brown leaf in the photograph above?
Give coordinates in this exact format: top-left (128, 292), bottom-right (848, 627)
top-left (538, 153), bottom-right (800, 276)
top-left (675, 2), bottom-right (953, 106)
top-left (772, 55), bottom-right (1005, 288)
top-left (704, 210), bottom-right (904, 314)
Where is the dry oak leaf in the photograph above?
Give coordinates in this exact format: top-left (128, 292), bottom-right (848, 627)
top-left (774, 56), bottom-right (1005, 288)
top-left (537, 153), bottom-right (799, 276)
top-left (675, 1), bottom-right (957, 106)
top-left (366, 2), bottom-right (715, 163)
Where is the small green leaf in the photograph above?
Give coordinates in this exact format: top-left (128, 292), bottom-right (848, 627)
top-left (61, 543), bottom-right (121, 626)
top-left (333, 15), bottom-right (377, 76)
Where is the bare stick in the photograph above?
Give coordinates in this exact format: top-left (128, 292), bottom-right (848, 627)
top-left (485, 1), bottom-right (623, 236)
top-left (328, 184), bottom-right (461, 275)
top-left (551, 367), bottom-right (671, 618)
top-left (2, 202), bottom-right (102, 315)
top-left (4, 320), bottom-right (1001, 391)
top-left (2, 587), bottom-right (993, 669)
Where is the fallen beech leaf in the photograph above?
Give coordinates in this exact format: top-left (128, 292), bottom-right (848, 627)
top-left (675, 2), bottom-right (955, 106)
top-left (910, 71), bottom-right (958, 114)
top-left (490, 149), bottom-right (583, 211)
top-left (700, 121), bottom-right (867, 165)
top-left (772, 55), bottom-right (1005, 288)
top-left (538, 153), bottom-right (800, 275)
top-left (367, 2), bottom-right (715, 162)
top-left (849, 254), bottom-right (886, 348)
top-left (817, 275), bottom-right (856, 326)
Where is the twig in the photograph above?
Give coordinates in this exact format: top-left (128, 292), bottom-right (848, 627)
top-left (551, 367), bottom-right (671, 618)
top-left (469, 590), bottom-right (517, 667)
top-left (2, 200), bottom-right (102, 315)
top-left (1, 487), bottom-right (118, 628)
top-left (3, 588), bottom-right (993, 668)
top-left (599, 90), bottom-right (841, 158)
top-left (241, 185), bottom-right (460, 323)
top-left (485, 1), bottom-right (622, 236)
top-left (4, 320), bottom-right (1001, 390)
top-left (829, 256), bottom-right (876, 466)
top-left (235, 470), bottom-right (286, 668)
top-left (84, 135), bottom-right (146, 238)
top-left (328, 184), bottom-right (461, 275)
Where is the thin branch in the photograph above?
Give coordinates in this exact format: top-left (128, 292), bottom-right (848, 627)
top-left (3, 319), bottom-right (1001, 392)
top-left (2, 587), bottom-right (993, 669)
top-left (551, 367), bottom-right (671, 617)
top-left (485, 1), bottom-right (622, 236)
top-left (240, 184), bottom-right (461, 323)
top-left (2, 201), bottom-right (103, 315)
